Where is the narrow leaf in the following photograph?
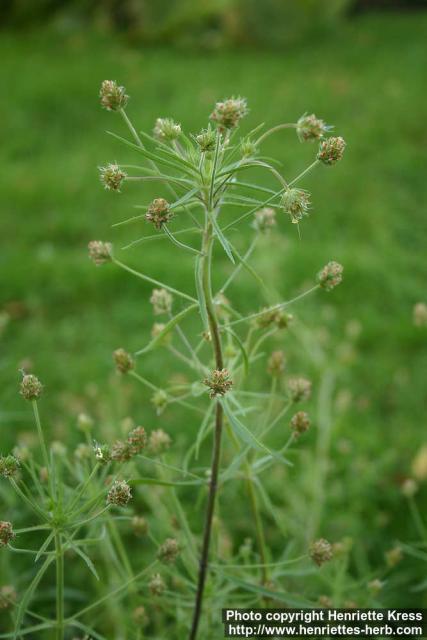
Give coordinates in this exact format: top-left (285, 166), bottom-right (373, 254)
top-left (135, 303), bottom-right (197, 355)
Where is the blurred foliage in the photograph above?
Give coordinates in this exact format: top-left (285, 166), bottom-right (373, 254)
top-left (3, 0), bottom-right (354, 48)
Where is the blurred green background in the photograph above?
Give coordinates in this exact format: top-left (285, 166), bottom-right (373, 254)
top-left (1, 0), bottom-right (427, 608)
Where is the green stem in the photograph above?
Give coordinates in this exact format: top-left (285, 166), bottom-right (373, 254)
top-left (32, 400), bottom-right (51, 486)
top-left (189, 219), bottom-right (225, 640)
top-left (55, 533), bottom-right (64, 640)
top-left (256, 123), bottom-right (296, 146)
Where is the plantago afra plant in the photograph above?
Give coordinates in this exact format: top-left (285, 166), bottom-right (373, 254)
top-left (1, 82), bottom-right (346, 639)
top-left (92, 82), bottom-right (345, 637)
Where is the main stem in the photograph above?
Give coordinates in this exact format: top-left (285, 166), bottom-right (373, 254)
top-left (55, 532), bottom-right (64, 640)
top-left (189, 221), bottom-right (224, 640)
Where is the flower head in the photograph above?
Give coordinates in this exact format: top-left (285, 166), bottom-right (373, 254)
top-left (93, 443), bottom-right (111, 464)
top-left (107, 480), bottom-right (132, 507)
top-left (317, 261), bottom-right (343, 291)
top-left (413, 302), bottom-right (427, 327)
top-left (99, 80), bottom-right (129, 111)
top-left (0, 585), bottom-right (17, 610)
top-left (145, 198), bottom-right (173, 230)
top-left (150, 288), bottom-right (173, 315)
top-left (267, 350), bottom-right (286, 377)
top-left (132, 516), bottom-right (149, 537)
top-left (88, 241), bottom-right (112, 266)
top-left (281, 188), bottom-right (311, 224)
top-left (317, 136), bottom-right (346, 165)
top-left (151, 389), bottom-right (168, 415)
top-left (195, 125), bottom-right (216, 152)
top-left (149, 573), bottom-right (165, 596)
top-left (113, 348), bottom-right (134, 374)
top-left (0, 455), bottom-right (20, 479)
top-left (401, 478), bottom-right (418, 498)
top-left (99, 164), bottom-right (127, 192)
top-left (255, 307), bottom-right (293, 330)
top-left (253, 207), bottom-right (277, 234)
top-left (287, 376), bottom-right (312, 403)
top-left (149, 429), bottom-right (172, 455)
top-left (204, 369), bottom-right (233, 398)
top-left (296, 113), bottom-right (330, 142)
top-left (210, 97), bottom-right (248, 131)
top-left (0, 522), bottom-right (14, 547)
top-left (20, 374), bottom-right (43, 401)
top-left (127, 427), bottom-right (147, 456)
top-left (290, 411), bottom-right (311, 436)
top-left (385, 546), bottom-right (403, 568)
top-left (133, 605), bottom-right (147, 625)
top-left (310, 538), bottom-right (333, 566)
top-left (157, 538), bottom-right (180, 564)
top-left (153, 118), bottom-right (181, 142)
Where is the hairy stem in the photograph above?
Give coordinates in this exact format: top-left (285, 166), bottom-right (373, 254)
top-left (189, 220), bottom-right (224, 640)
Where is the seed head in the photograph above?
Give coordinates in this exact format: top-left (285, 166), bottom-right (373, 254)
top-left (281, 188), bottom-right (311, 224)
top-left (413, 302), bottom-right (427, 327)
top-left (401, 478), bottom-right (418, 498)
top-left (204, 369), bottom-right (233, 399)
top-left (88, 240), bottom-right (112, 266)
top-left (127, 427), bottom-right (147, 456)
top-left (77, 413), bottom-right (94, 433)
top-left (296, 113), bottom-right (330, 142)
top-left (0, 585), bottom-right (17, 610)
top-left (107, 480), bottom-right (132, 507)
top-left (153, 117), bottom-right (181, 142)
top-left (149, 429), bottom-right (172, 455)
top-left (255, 307), bottom-right (293, 330)
top-left (99, 163), bottom-right (127, 192)
top-left (310, 538), bottom-right (333, 566)
top-left (0, 522), bottom-right (14, 547)
top-left (368, 579), bottom-right (383, 594)
top-left (133, 605), bottom-right (147, 625)
top-left (99, 80), bottom-right (129, 112)
top-left (145, 198), bottom-right (173, 230)
top-left (195, 125), bottom-right (216, 152)
top-left (74, 443), bottom-right (91, 460)
top-left (267, 351), bottom-right (286, 377)
top-left (150, 288), bottom-right (173, 315)
top-left (111, 440), bottom-right (132, 462)
top-left (210, 97), bottom-right (248, 131)
top-left (149, 573), bottom-right (165, 596)
top-left (290, 411), bottom-right (311, 436)
top-left (253, 207), bottom-right (277, 234)
top-left (412, 445), bottom-right (427, 481)
top-left (93, 443), bottom-right (111, 464)
top-left (39, 467), bottom-right (49, 483)
top-left (20, 374), bottom-right (43, 401)
top-left (385, 546), bottom-right (403, 568)
top-left (317, 261), bottom-right (343, 291)
top-left (157, 538), bottom-right (180, 564)
top-left (317, 136), bottom-right (346, 165)
top-left (318, 595), bottom-right (332, 608)
top-left (0, 455), bottom-right (20, 479)
top-left (113, 348), bottom-right (134, 374)
top-left (287, 376), bottom-right (312, 403)
top-left (132, 516), bottom-right (149, 537)
top-left (151, 389), bottom-right (168, 415)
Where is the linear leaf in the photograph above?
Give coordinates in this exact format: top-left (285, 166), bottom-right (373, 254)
top-left (135, 303), bottom-right (198, 356)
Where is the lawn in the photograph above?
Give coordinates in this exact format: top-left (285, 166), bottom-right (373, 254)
top-left (1, 10), bottom-right (427, 633)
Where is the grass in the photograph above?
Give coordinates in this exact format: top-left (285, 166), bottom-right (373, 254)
top-left (1, 10), bottom-right (427, 628)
